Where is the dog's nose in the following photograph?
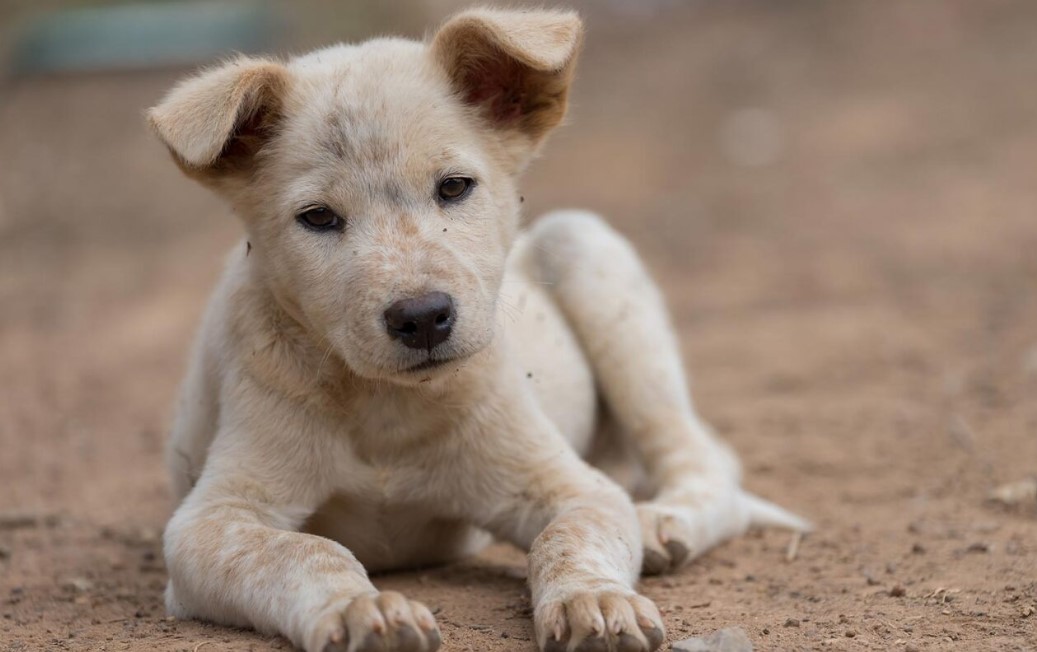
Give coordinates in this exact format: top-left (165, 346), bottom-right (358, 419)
top-left (384, 291), bottom-right (455, 350)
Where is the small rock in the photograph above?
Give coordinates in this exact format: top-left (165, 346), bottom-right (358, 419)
top-left (890, 584), bottom-right (907, 598)
top-left (905, 645), bottom-right (920, 652)
top-left (672, 626), bottom-right (753, 652)
top-left (988, 479), bottom-right (1037, 506)
top-left (845, 630), bottom-right (856, 638)
top-left (0, 545), bottom-right (10, 560)
top-left (64, 578), bottom-right (92, 593)
top-left (965, 542), bottom-right (990, 553)
top-left (911, 543), bottom-right (926, 555)
top-left (783, 618), bottom-right (800, 628)
top-left (1022, 605), bottom-right (1034, 618)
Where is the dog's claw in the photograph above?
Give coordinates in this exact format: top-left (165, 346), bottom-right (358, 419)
top-left (313, 592), bottom-right (440, 652)
top-left (617, 632), bottom-right (644, 652)
top-left (393, 624), bottom-right (423, 652)
top-left (663, 539), bottom-right (690, 569)
top-left (535, 590), bottom-right (664, 652)
top-left (643, 625), bottom-right (665, 650)
top-left (425, 627), bottom-right (441, 650)
top-left (641, 548), bottom-right (669, 576)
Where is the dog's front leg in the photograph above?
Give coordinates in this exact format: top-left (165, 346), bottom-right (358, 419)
top-left (167, 468), bottom-right (440, 652)
top-left (526, 492), bottom-right (665, 652)
top-left (165, 392), bottom-right (440, 652)
top-left (453, 393), bottom-right (664, 652)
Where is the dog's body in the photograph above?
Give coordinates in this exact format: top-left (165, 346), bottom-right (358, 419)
top-left (151, 9), bottom-right (804, 652)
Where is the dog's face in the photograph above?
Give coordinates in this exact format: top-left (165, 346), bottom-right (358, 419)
top-left (149, 9), bottom-right (581, 385)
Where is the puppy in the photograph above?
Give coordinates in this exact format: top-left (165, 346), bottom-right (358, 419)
top-left (149, 8), bottom-right (806, 652)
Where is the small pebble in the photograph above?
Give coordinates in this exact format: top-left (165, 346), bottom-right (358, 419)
top-left (672, 626), bottom-right (753, 652)
top-left (64, 578), bottom-right (92, 593)
top-left (988, 479), bottom-right (1037, 505)
top-left (890, 585), bottom-right (907, 597)
top-left (783, 618), bottom-right (800, 628)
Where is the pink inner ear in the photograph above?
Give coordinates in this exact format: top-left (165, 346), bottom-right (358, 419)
top-left (462, 55), bottom-right (528, 126)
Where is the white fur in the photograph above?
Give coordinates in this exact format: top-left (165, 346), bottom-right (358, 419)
top-left (150, 9), bottom-right (805, 652)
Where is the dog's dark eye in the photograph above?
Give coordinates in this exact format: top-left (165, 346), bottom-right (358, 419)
top-left (296, 207), bottom-right (343, 232)
top-left (438, 177), bottom-right (473, 203)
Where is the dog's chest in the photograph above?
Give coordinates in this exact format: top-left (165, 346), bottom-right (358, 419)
top-left (303, 458), bottom-right (473, 571)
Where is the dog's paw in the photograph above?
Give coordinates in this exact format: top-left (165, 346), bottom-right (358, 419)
top-left (535, 588), bottom-right (664, 652)
top-left (310, 591), bottom-right (441, 652)
top-left (639, 502), bottom-right (694, 575)
top-left (638, 491), bottom-right (810, 575)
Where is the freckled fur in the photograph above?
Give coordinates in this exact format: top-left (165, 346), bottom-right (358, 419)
top-left (149, 8), bottom-right (807, 652)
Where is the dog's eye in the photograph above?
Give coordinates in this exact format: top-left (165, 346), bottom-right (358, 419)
top-left (296, 207), bottom-right (344, 232)
top-left (437, 177), bottom-right (474, 203)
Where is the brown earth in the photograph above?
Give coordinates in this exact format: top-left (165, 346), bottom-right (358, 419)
top-left (1, 1), bottom-right (1036, 650)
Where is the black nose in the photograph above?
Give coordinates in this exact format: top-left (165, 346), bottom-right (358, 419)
top-left (384, 291), bottom-right (455, 350)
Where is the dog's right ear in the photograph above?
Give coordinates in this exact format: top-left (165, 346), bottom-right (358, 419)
top-left (432, 8), bottom-right (583, 167)
top-left (147, 56), bottom-right (287, 178)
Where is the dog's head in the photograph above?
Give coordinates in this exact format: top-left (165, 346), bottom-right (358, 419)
top-left (149, 9), bottom-right (582, 385)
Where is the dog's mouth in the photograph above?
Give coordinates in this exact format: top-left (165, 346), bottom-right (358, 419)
top-left (403, 356), bottom-right (456, 373)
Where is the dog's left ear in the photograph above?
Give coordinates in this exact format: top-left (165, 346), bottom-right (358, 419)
top-left (147, 56), bottom-right (287, 184)
top-left (432, 8), bottom-right (583, 161)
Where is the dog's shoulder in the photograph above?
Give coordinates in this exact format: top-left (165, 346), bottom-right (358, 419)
top-left (198, 240), bottom-right (343, 407)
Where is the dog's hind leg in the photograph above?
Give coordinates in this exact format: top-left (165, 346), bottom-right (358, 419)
top-left (526, 210), bottom-right (808, 574)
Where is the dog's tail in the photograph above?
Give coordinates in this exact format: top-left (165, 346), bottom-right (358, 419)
top-left (743, 492), bottom-right (813, 532)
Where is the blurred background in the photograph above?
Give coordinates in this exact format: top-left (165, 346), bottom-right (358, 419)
top-left (1, 1), bottom-right (1036, 650)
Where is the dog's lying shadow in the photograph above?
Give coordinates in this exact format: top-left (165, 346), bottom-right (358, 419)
top-left (373, 543), bottom-right (537, 641)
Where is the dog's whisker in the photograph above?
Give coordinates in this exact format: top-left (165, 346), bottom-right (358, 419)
top-left (314, 338), bottom-right (335, 385)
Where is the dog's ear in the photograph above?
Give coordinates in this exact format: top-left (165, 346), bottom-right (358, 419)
top-left (147, 56), bottom-right (287, 179)
top-left (432, 8), bottom-right (583, 157)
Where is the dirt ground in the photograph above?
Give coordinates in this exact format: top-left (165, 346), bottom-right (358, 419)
top-left (2, 1), bottom-right (1036, 650)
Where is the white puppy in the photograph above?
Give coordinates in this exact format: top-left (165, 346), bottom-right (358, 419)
top-left (149, 8), bottom-right (805, 652)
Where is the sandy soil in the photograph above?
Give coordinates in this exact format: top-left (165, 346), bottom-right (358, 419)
top-left (2, 2), bottom-right (1036, 650)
